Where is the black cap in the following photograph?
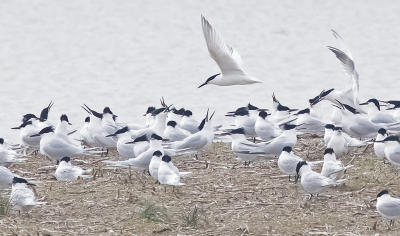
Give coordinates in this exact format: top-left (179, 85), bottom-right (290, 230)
top-left (259, 111), bottom-right (268, 119)
top-left (133, 134), bottom-right (148, 143)
top-left (377, 190), bottom-right (389, 198)
top-left (60, 156), bottom-right (70, 163)
top-left (153, 151), bottom-right (163, 157)
top-left (22, 114), bottom-right (38, 123)
top-left (296, 161), bottom-right (308, 174)
top-left (39, 126), bottom-right (54, 135)
top-left (162, 155), bottom-right (171, 163)
top-left (151, 133), bottom-right (163, 140)
top-left (167, 121), bottom-right (177, 128)
top-left (103, 107), bottom-right (113, 114)
top-left (282, 146), bottom-right (292, 153)
top-left (0, 138), bottom-right (4, 144)
top-left (60, 114), bottom-right (69, 123)
top-left (366, 98), bottom-right (380, 111)
top-left (115, 126), bottom-right (129, 135)
top-left (12, 177), bottom-right (29, 185)
top-left (324, 148), bottom-right (334, 155)
top-left (229, 127), bottom-right (245, 135)
top-left (247, 103), bottom-right (258, 110)
top-left (325, 124), bottom-right (335, 129)
top-left (378, 128), bottom-right (387, 135)
top-left (85, 116), bottom-right (90, 123)
top-left (183, 110), bottom-right (193, 117)
top-left (146, 107), bottom-right (156, 114)
top-left (297, 108), bottom-right (310, 115)
top-left (333, 127), bottom-right (342, 131)
top-left (152, 108), bottom-right (166, 116)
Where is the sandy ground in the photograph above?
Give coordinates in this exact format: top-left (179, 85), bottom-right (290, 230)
top-left (1, 136), bottom-right (400, 235)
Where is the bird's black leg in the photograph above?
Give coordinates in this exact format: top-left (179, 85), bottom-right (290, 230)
top-left (106, 149), bottom-right (109, 157)
top-left (289, 175), bottom-right (291, 182)
top-left (309, 194), bottom-right (313, 201)
top-left (253, 137), bottom-right (256, 143)
top-left (195, 154), bottom-right (198, 160)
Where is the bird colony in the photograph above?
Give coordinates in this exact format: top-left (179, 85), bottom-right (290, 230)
top-left (1, 16), bottom-right (400, 232)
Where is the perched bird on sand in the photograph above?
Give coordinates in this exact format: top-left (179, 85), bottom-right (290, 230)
top-left (54, 157), bottom-right (92, 181)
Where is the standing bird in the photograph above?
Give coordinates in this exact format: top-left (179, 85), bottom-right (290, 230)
top-left (170, 110), bottom-right (215, 158)
top-left (224, 128), bottom-right (269, 165)
top-left (278, 146), bottom-right (322, 181)
top-left (198, 16), bottom-right (262, 88)
top-left (32, 126), bottom-right (101, 163)
top-left (103, 133), bottom-right (164, 171)
top-left (0, 138), bottom-right (26, 167)
top-left (10, 177), bottom-right (45, 214)
top-left (158, 155), bottom-right (189, 192)
top-left (11, 121), bottom-right (41, 149)
top-left (373, 190), bottom-right (400, 228)
top-left (144, 106), bottom-right (156, 127)
top-left (327, 127), bottom-right (347, 159)
top-left (360, 98), bottom-right (399, 124)
top-left (180, 110), bottom-right (200, 134)
top-left (254, 111), bottom-right (282, 142)
top-left (377, 136), bottom-right (400, 167)
top-left (374, 128), bottom-right (387, 162)
top-left (54, 157), bottom-right (92, 181)
top-left (106, 126), bottom-right (136, 159)
top-left (321, 148), bottom-right (352, 180)
top-left (163, 121), bottom-right (191, 142)
top-left (295, 161), bottom-right (345, 200)
top-left (55, 114), bottom-right (78, 146)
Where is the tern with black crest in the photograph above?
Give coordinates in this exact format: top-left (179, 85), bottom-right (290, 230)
top-left (373, 190), bottom-right (400, 228)
top-left (198, 16), bottom-right (262, 88)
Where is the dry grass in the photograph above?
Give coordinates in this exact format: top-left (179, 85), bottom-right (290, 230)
top-left (1, 136), bottom-right (400, 235)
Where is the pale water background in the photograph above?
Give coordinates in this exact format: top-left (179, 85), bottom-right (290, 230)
top-left (1, 0), bottom-right (400, 142)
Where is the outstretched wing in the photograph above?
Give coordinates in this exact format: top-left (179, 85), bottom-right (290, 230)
top-left (202, 15), bottom-right (244, 75)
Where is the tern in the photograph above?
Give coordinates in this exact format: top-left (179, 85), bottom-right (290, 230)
top-left (180, 110), bottom-right (200, 134)
top-left (360, 98), bottom-right (399, 124)
top-left (103, 133), bottom-right (164, 170)
top-left (169, 110), bottom-right (215, 157)
top-left (295, 161), bottom-right (345, 200)
top-left (225, 107), bottom-right (257, 138)
top-left (32, 126), bottom-right (102, 162)
top-left (0, 138), bottom-right (26, 167)
top-left (163, 121), bottom-right (191, 142)
top-left (278, 146), bottom-right (322, 181)
top-left (106, 126), bottom-right (136, 159)
top-left (198, 16), bottom-right (262, 88)
top-left (373, 190), bottom-right (400, 228)
top-left (223, 128), bottom-right (270, 166)
top-left (374, 128), bottom-right (387, 161)
top-left (55, 114), bottom-right (78, 146)
top-left (237, 124), bottom-right (301, 158)
top-left (294, 108), bottom-right (326, 135)
top-left (144, 106), bottom-right (156, 127)
top-left (254, 111), bottom-right (282, 142)
top-left (12, 121), bottom-right (41, 149)
top-left (54, 157), bottom-right (92, 181)
top-left (158, 155), bottom-right (190, 191)
top-left (10, 177), bottom-right (45, 214)
top-left (313, 30), bottom-right (360, 109)
top-left (321, 148), bottom-right (353, 180)
top-left (166, 108), bottom-right (185, 125)
top-left (376, 135), bottom-right (400, 167)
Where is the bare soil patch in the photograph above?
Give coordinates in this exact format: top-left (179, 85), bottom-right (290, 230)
top-left (1, 136), bottom-right (399, 235)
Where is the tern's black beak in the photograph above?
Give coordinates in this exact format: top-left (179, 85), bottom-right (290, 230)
top-left (359, 102), bottom-right (368, 106)
top-left (225, 114), bottom-right (235, 117)
top-left (68, 122), bottom-right (72, 125)
top-left (11, 127), bottom-right (20, 130)
top-left (198, 81), bottom-right (208, 89)
top-left (27, 183), bottom-right (36, 186)
top-left (209, 111), bottom-right (215, 120)
top-left (106, 134), bottom-right (116, 137)
top-left (125, 141), bottom-right (134, 144)
top-left (371, 198), bottom-right (377, 202)
top-left (30, 134), bottom-right (40, 137)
